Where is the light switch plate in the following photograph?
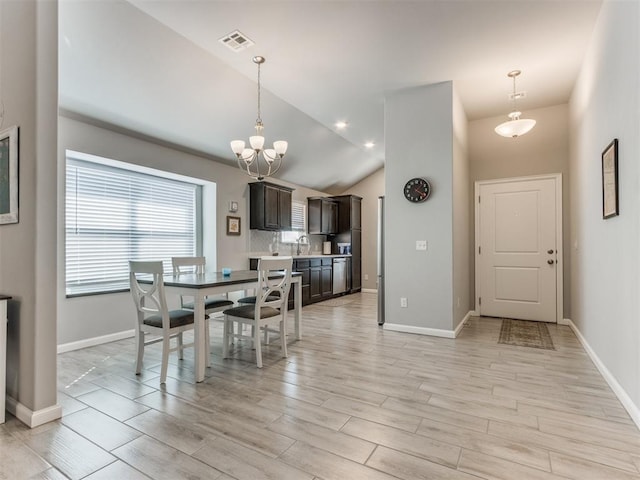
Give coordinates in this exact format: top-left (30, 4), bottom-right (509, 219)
top-left (416, 240), bottom-right (427, 251)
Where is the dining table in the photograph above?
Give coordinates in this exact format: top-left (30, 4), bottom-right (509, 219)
top-left (161, 270), bottom-right (302, 382)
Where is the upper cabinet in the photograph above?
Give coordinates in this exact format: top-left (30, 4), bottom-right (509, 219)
top-left (249, 181), bottom-right (293, 231)
top-left (333, 195), bottom-right (362, 231)
top-left (307, 197), bottom-right (338, 235)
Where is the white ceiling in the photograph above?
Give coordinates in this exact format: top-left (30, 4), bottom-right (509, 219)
top-left (59, 0), bottom-right (602, 194)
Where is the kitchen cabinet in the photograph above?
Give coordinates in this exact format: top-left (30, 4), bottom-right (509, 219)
top-left (333, 194), bottom-right (362, 293)
top-left (307, 197), bottom-right (338, 235)
top-left (249, 181), bottom-right (293, 231)
top-left (309, 258), bottom-right (333, 303)
top-left (251, 256), bottom-right (337, 307)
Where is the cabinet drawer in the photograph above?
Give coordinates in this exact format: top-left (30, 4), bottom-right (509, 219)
top-left (321, 258), bottom-right (333, 266)
top-left (309, 258), bottom-right (321, 267)
top-left (295, 259), bottom-right (310, 269)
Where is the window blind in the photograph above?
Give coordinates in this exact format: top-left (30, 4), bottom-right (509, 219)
top-left (291, 200), bottom-right (306, 231)
top-left (65, 158), bottom-right (198, 295)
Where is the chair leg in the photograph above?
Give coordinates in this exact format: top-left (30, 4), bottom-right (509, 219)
top-left (280, 319), bottom-right (288, 359)
top-left (135, 330), bottom-right (144, 375)
top-left (160, 334), bottom-right (170, 384)
top-left (177, 332), bottom-right (184, 360)
top-left (222, 317), bottom-right (230, 359)
top-left (254, 322), bottom-right (263, 368)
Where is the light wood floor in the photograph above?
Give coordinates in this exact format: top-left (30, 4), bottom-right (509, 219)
top-left (2, 292), bottom-right (640, 479)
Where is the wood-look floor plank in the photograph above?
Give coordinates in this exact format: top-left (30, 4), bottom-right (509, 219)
top-left (112, 435), bottom-right (223, 480)
top-left (458, 449), bottom-right (567, 480)
top-left (83, 460), bottom-right (151, 479)
top-left (193, 434), bottom-right (314, 480)
top-left (340, 416), bottom-right (461, 468)
top-left (549, 451), bottom-right (640, 479)
top-left (61, 407), bottom-right (142, 451)
top-left (76, 387), bottom-right (151, 422)
top-left (24, 424), bottom-right (116, 480)
top-left (366, 445), bottom-right (476, 480)
top-left (268, 414), bottom-right (377, 464)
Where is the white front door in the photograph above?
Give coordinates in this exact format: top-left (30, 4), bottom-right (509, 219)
top-left (476, 175), bottom-right (561, 323)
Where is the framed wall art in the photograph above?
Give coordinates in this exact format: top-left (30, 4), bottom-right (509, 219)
top-left (226, 216), bottom-right (241, 235)
top-left (0, 125), bottom-right (19, 225)
top-left (602, 138), bottom-right (619, 219)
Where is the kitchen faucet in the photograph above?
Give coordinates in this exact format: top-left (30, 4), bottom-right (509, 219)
top-left (296, 234), bottom-right (309, 256)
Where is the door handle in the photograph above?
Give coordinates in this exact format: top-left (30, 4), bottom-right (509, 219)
top-left (547, 259), bottom-right (555, 265)
top-left (547, 249), bottom-right (554, 254)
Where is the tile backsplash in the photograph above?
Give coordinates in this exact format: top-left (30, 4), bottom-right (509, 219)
top-left (249, 230), bottom-right (325, 256)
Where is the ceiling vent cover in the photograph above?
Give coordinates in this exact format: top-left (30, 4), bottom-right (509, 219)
top-left (219, 30), bottom-right (254, 52)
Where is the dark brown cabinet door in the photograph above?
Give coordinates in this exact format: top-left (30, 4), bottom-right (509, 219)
top-left (278, 188), bottom-right (292, 230)
top-left (264, 184), bottom-right (280, 230)
top-left (322, 201), bottom-right (338, 234)
top-left (249, 181), bottom-right (293, 231)
top-left (321, 265), bottom-right (333, 298)
top-left (309, 266), bottom-right (322, 301)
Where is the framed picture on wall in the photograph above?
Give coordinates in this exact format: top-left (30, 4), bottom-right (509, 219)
top-left (226, 216), bottom-right (241, 235)
top-left (0, 125), bottom-right (19, 225)
top-left (602, 138), bottom-right (619, 219)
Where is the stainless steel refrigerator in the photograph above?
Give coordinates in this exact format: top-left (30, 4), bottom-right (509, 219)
top-left (377, 196), bottom-right (385, 325)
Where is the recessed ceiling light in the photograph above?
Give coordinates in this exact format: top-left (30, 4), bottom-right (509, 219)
top-left (364, 142), bottom-right (375, 149)
top-left (335, 121), bottom-right (348, 129)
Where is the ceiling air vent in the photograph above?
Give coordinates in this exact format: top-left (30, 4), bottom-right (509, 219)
top-left (219, 30), bottom-right (254, 52)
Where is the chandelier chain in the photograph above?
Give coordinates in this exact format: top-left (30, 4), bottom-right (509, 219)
top-left (256, 61), bottom-right (262, 125)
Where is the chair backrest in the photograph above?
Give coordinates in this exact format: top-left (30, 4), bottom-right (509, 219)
top-left (256, 256), bottom-right (293, 311)
top-left (129, 260), bottom-right (168, 319)
top-left (172, 256), bottom-right (206, 275)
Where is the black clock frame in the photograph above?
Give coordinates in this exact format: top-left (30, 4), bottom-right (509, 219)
top-left (403, 177), bottom-right (431, 203)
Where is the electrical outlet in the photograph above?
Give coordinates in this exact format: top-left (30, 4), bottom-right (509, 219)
top-left (364, 274), bottom-right (369, 281)
top-left (416, 240), bottom-right (427, 251)
top-left (400, 297), bottom-right (408, 308)
top-left (457, 297), bottom-right (461, 308)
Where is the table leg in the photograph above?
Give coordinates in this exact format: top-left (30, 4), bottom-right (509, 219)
top-left (194, 292), bottom-right (206, 382)
top-left (294, 279), bottom-right (302, 340)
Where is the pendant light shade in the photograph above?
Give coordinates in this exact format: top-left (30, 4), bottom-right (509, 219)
top-left (495, 70), bottom-right (536, 138)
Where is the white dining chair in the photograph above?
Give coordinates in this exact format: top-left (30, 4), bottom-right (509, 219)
top-left (171, 256), bottom-right (234, 362)
top-left (129, 260), bottom-right (199, 384)
top-left (222, 256), bottom-right (293, 368)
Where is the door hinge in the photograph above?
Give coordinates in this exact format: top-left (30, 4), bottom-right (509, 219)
top-left (478, 195), bottom-right (481, 204)
top-left (478, 246), bottom-right (481, 255)
top-left (478, 297), bottom-right (482, 306)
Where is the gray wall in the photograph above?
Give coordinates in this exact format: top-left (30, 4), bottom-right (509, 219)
top-left (569, 0), bottom-right (640, 417)
top-left (384, 82), bottom-right (455, 331)
top-left (58, 115), bottom-right (327, 347)
top-left (1, 0), bottom-right (59, 417)
top-left (468, 104), bottom-right (571, 317)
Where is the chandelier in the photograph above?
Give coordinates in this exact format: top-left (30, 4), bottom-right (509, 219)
top-left (494, 70), bottom-right (536, 138)
top-left (230, 56), bottom-right (288, 180)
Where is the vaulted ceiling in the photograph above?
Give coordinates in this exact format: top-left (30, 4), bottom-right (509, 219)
top-left (59, 0), bottom-right (602, 193)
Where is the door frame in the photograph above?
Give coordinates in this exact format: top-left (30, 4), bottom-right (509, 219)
top-left (474, 173), bottom-right (563, 323)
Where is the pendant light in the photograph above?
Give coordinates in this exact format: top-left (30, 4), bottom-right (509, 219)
top-left (494, 70), bottom-right (536, 138)
top-left (230, 56), bottom-right (288, 180)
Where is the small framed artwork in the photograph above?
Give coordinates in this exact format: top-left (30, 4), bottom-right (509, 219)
top-left (602, 138), bottom-right (619, 219)
top-left (226, 216), bottom-right (241, 235)
top-left (0, 125), bottom-right (19, 225)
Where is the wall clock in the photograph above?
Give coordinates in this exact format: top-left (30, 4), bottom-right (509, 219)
top-left (403, 177), bottom-right (431, 203)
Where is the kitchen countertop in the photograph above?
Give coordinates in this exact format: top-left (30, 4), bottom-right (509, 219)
top-left (249, 254), bottom-right (351, 259)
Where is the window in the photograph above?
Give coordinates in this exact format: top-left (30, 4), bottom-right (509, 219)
top-left (65, 153), bottom-right (201, 296)
top-left (281, 200), bottom-right (306, 243)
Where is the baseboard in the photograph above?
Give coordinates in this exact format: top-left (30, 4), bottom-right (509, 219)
top-left (453, 310), bottom-right (474, 337)
top-left (558, 317), bottom-right (571, 326)
top-left (361, 288), bottom-right (377, 294)
top-left (566, 319), bottom-right (640, 430)
top-left (383, 323), bottom-right (456, 338)
top-left (6, 396), bottom-right (62, 428)
top-left (383, 310), bottom-right (474, 339)
top-left (57, 329), bottom-right (135, 354)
